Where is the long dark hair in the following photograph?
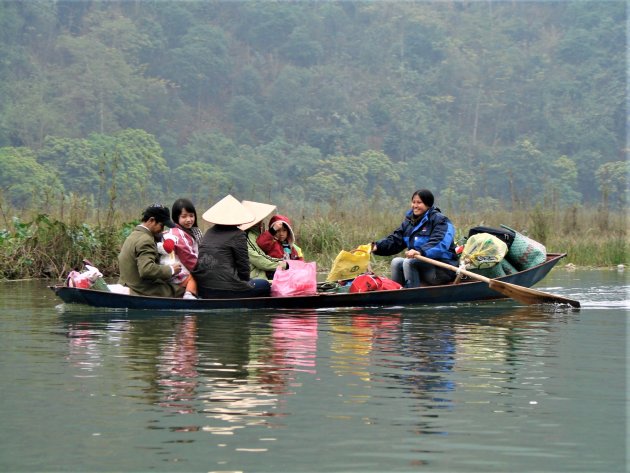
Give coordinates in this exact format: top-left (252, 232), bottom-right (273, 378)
top-left (412, 189), bottom-right (435, 208)
top-left (171, 198), bottom-right (202, 242)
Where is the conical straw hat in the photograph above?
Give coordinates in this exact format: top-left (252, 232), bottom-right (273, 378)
top-left (238, 201), bottom-right (277, 230)
top-left (202, 194), bottom-right (255, 226)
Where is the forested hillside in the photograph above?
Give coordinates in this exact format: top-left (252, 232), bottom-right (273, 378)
top-left (0, 1), bottom-right (626, 215)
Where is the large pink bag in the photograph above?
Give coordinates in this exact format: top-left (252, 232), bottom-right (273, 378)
top-left (271, 260), bottom-right (317, 297)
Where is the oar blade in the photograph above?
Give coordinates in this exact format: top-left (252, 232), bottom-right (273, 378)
top-left (489, 280), bottom-right (580, 308)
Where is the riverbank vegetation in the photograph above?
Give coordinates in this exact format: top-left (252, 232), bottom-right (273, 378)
top-left (0, 2), bottom-right (626, 280)
top-left (0, 203), bottom-right (625, 281)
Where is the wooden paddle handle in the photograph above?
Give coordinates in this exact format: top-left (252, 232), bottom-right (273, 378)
top-left (413, 254), bottom-right (489, 283)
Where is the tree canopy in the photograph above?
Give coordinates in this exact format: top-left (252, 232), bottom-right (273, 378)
top-left (0, 1), bottom-right (625, 212)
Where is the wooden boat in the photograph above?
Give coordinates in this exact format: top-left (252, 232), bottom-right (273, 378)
top-left (50, 253), bottom-right (568, 311)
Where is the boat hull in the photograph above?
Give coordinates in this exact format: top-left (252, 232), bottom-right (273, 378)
top-left (51, 254), bottom-right (566, 311)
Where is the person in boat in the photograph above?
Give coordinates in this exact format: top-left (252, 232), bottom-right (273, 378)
top-left (117, 203), bottom-right (184, 297)
top-left (371, 189), bottom-right (459, 288)
top-left (157, 198), bottom-right (202, 300)
top-left (192, 195), bottom-right (271, 298)
top-left (239, 200), bottom-right (285, 280)
top-left (256, 215), bottom-right (304, 273)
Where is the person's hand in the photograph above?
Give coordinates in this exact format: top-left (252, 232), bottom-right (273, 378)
top-left (172, 263), bottom-right (182, 275)
top-left (277, 261), bottom-right (288, 271)
top-left (405, 249), bottom-right (420, 258)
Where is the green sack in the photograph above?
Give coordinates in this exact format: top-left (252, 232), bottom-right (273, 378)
top-left (470, 262), bottom-right (506, 278)
top-left (500, 258), bottom-right (518, 275)
top-left (90, 277), bottom-right (110, 292)
top-left (501, 225), bottom-right (546, 271)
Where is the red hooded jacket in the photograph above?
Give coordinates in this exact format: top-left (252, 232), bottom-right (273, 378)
top-left (256, 215), bottom-right (302, 260)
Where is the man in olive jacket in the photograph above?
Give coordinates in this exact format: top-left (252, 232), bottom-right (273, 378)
top-left (118, 204), bottom-right (185, 297)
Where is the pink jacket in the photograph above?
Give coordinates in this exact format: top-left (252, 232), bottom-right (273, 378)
top-left (160, 226), bottom-right (200, 285)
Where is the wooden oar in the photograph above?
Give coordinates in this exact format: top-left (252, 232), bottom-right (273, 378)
top-left (414, 254), bottom-right (581, 308)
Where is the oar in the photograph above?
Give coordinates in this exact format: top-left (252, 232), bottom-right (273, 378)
top-left (414, 254), bottom-right (581, 308)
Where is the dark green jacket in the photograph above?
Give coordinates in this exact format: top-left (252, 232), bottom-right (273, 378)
top-left (117, 225), bottom-right (184, 297)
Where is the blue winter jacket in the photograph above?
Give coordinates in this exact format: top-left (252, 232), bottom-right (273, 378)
top-left (374, 207), bottom-right (459, 265)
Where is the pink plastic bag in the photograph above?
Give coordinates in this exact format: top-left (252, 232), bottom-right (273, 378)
top-left (271, 260), bottom-right (317, 297)
top-left (66, 270), bottom-right (91, 288)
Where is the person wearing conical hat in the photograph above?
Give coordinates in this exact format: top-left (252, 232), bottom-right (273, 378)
top-left (239, 200), bottom-right (284, 280)
top-left (192, 195), bottom-right (271, 298)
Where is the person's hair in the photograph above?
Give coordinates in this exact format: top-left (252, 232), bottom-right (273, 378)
top-left (412, 189), bottom-right (435, 208)
top-left (171, 198), bottom-right (198, 228)
top-left (141, 203), bottom-right (170, 224)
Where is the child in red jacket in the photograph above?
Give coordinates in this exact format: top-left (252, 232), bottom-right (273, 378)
top-left (256, 215), bottom-right (303, 263)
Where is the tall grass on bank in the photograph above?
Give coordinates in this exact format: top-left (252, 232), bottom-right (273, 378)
top-left (0, 202), bottom-right (626, 280)
top-left (295, 204), bottom-right (627, 273)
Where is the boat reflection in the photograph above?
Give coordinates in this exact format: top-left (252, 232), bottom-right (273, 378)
top-left (250, 315), bottom-right (318, 395)
top-left (330, 314), bottom-right (402, 382)
top-left (156, 315), bottom-right (199, 414)
top-left (59, 304), bottom-right (563, 440)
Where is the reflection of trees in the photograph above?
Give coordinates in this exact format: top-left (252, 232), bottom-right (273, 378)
top-left (451, 306), bottom-right (568, 409)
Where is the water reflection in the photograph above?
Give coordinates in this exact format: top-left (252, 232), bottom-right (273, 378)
top-left (156, 315), bottom-right (198, 414)
top-left (330, 314), bottom-right (402, 382)
top-left (59, 305), bottom-right (568, 444)
top-left (0, 275), bottom-right (620, 472)
top-left (250, 315), bottom-right (318, 395)
top-left (66, 320), bottom-right (130, 375)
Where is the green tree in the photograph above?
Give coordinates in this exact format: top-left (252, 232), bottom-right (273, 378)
top-left (170, 162), bottom-right (232, 208)
top-left (596, 161), bottom-right (628, 210)
top-left (545, 156), bottom-right (581, 207)
top-left (233, 65), bottom-right (264, 100)
top-left (234, 2), bottom-right (298, 53)
top-left (37, 136), bottom-right (100, 196)
top-left (88, 129), bottom-right (169, 208)
top-left (279, 26), bottom-right (323, 67)
top-left (0, 77), bottom-right (67, 148)
top-left (0, 147), bottom-right (63, 209)
top-left (181, 131), bottom-right (239, 169)
top-left (53, 10), bottom-right (166, 135)
top-left (162, 25), bottom-right (231, 111)
top-left (304, 150), bottom-right (403, 205)
top-left (227, 96), bottom-right (266, 139)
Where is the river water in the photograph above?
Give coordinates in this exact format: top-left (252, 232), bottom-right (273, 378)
top-left (0, 268), bottom-right (627, 472)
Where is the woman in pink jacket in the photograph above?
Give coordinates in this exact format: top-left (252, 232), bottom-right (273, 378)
top-left (159, 198), bottom-right (203, 299)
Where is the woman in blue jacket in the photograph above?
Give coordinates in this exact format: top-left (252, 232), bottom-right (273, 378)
top-left (372, 189), bottom-right (459, 288)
